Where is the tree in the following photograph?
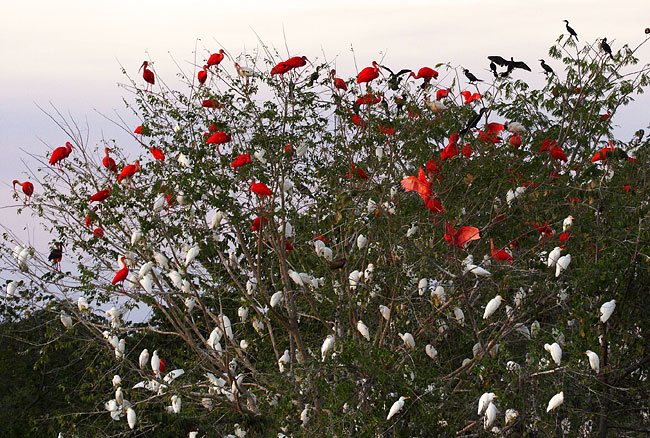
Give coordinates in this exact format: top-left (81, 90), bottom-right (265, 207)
top-left (3, 33), bottom-right (650, 436)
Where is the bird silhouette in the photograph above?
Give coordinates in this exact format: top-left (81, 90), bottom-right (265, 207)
top-left (464, 69), bottom-right (482, 83)
top-left (540, 59), bottom-right (555, 75)
top-left (601, 38), bottom-right (614, 59)
top-left (564, 20), bottom-right (578, 41)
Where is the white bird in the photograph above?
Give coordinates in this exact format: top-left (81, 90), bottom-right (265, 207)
top-left (139, 349), bottom-right (149, 370)
top-left (151, 350), bottom-right (161, 377)
top-left (547, 247), bottom-right (562, 268)
top-left (238, 306), bottom-right (249, 323)
top-left (386, 396), bottom-right (408, 420)
top-left (349, 270), bottom-right (362, 289)
top-left (426, 98), bottom-right (448, 112)
top-left (153, 252), bottom-right (169, 270)
top-left (278, 349), bottom-right (290, 372)
top-left (555, 254), bottom-right (571, 277)
top-left (546, 391), bottom-right (564, 412)
top-left (484, 402), bottom-right (497, 430)
top-left (483, 295), bottom-right (504, 319)
top-left (282, 179), bottom-right (294, 192)
top-left (425, 344), bottom-right (438, 360)
top-left (77, 296), bottom-right (89, 311)
top-left (131, 230), bottom-right (142, 246)
top-left (278, 221), bottom-right (293, 238)
top-left (364, 263), bottom-right (375, 281)
top-left (357, 234), bottom-right (368, 250)
top-left (406, 224), bottom-right (417, 238)
top-left (418, 278), bottom-right (428, 296)
top-left (300, 404), bottom-right (310, 426)
top-left (322, 246), bottom-right (333, 262)
top-left (321, 335), bottom-right (335, 361)
top-left (600, 299), bottom-right (616, 323)
top-left (219, 314), bottom-right (233, 340)
top-left (210, 211), bottom-right (224, 229)
top-left (112, 375), bottom-right (122, 387)
top-left (375, 145), bottom-right (384, 159)
top-left (453, 307), bottom-right (465, 325)
top-left (357, 320), bottom-right (370, 341)
top-left (465, 263), bottom-right (491, 277)
top-left (506, 121), bottom-right (526, 134)
top-left (254, 149), bottom-right (267, 164)
top-left (563, 215), bottom-right (574, 232)
top-left (17, 246), bottom-right (30, 271)
top-left (235, 63), bottom-right (254, 78)
top-left (544, 342), bottom-right (563, 366)
top-left (288, 270), bottom-right (304, 287)
top-left (169, 270), bottom-right (182, 288)
top-left (270, 291), bottom-right (284, 308)
top-left (478, 392), bottom-right (497, 415)
top-left (6, 281), bottom-right (16, 297)
top-left (530, 320), bottom-right (541, 339)
top-left (138, 262), bottom-right (153, 279)
top-left (140, 274), bottom-right (153, 294)
top-left (585, 350), bottom-right (600, 373)
top-left (126, 407), bottom-right (136, 429)
top-left (177, 153), bottom-right (191, 168)
top-left (505, 408), bottom-right (518, 425)
top-left (240, 339), bottom-right (248, 349)
top-left (185, 246), bottom-right (200, 267)
top-left (171, 395), bottom-right (182, 414)
top-left (379, 305), bottom-right (391, 321)
top-left (60, 312), bottom-right (72, 329)
top-left (153, 194), bottom-right (166, 213)
top-left (432, 285), bottom-right (446, 305)
top-left (115, 387), bottom-right (123, 405)
top-left (115, 339), bottom-right (126, 359)
top-left (399, 332), bottom-right (415, 349)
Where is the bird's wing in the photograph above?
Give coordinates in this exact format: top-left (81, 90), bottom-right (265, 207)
top-left (395, 69), bottom-right (412, 77)
top-left (488, 56), bottom-right (508, 66)
top-left (512, 61), bottom-right (532, 71)
top-left (456, 226), bottom-right (481, 248)
top-left (379, 64), bottom-right (395, 75)
top-left (400, 176), bottom-right (430, 201)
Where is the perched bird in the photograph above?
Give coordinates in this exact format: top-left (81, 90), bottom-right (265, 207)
top-left (185, 246), bottom-right (200, 267)
top-left (540, 59), bottom-right (555, 75)
top-left (484, 402), bottom-right (497, 430)
top-left (89, 187), bottom-right (111, 203)
top-left (102, 148), bottom-right (117, 173)
top-left (460, 108), bottom-right (486, 136)
top-left (555, 254), bottom-right (571, 277)
top-left (207, 49), bottom-right (228, 68)
top-left (151, 350), bottom-right (161, 377)
top-left (505, 409), bottom-right (519, 425)
top-left (463, 69), bottom-right (482, 83)
top-left (601, 38), bottom-right (614, 59)
top-left (357, 320), bottom-right (370, 341)
top-left (379, 65), bottom-right (412, 90)
top-left (330, 257), bottom-right (346, 270)
top-left (379, 305), bottom-right (390, 321)
top-left (600, 299), bottom-right (616, 323)
top-left (48, 242), bottom-right (63, 270)
top-left (118, 161), bottom-right (140, 184)
top-left (387, 396), bottom-right (408, 420)
top-left (399, 332), bottom-right (415, 348)
top-left (321, 335), bottom-right (335, 361)
top-left (585, 350), bottom-right (600, 373)
top-left (13, 180), bottom-right (34, 204)
top-left (544, 342), bottom-right (563, 366)
top-left (250, 182), bottom-right (272, 197)
top-left (546, 391), bottom-right (564, 412)
top-left (357, 61), bottom-right (382, 85)
top-left (77, 296), bottom-right (89, 311)
top-left (140, 61), bottom-right (155, 90)
top-left (60, 311), bottom-right (73, 329)
top-left (139, 349), bottom-right (150, 369)
top-left (409, 67), bottom-right (438, 86)
top-left (127, 407), bottom-right (136, 429)
top-left (547, 247), bottom-right (562, 268)
top-left (425, 344), bottom-right (438, 360)
top-left (483, 295), bottom-right (504, 319)
top-left (400, 168), bottom-right (443, 213)
top-left (563, 215), bottom-right (574, 232)
top-left (478, 392), bottom-right (497, 415)
top-left (112, 257), bottom-right (130, 288)
top-left (330, 69), bottom-right (347, 92)
top-left (49, 141), bottom-right (73, 169)
top-left (150, 146), bottom-right (165, 161)
top-left (234, 63), bottom-right (254, 85)
top-left (564, 20), bottom-right (578, 41)
top-left (197, 65), bottom-right (208, 85)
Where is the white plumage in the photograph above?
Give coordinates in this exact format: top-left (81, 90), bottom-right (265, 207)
top-left (357, 234), bottom-right (368, 250)
top-left (270, 291), bottom-right (284, 308)
top-left (483, 402), bottom-right (497, 430)
top-left (563, 215), bottom-right (574, 232)
top-left (544, 342), bottom-right (563, 366)
top-left (139, 349), bottom-right (149, 369)
top-left (151, 350), bottom-right (161, 377)
top-left (425, 344), bottom-right (438, 360)
top-left (386, 396), bottom-right (408, 420)
top-left (126, 407), bottom-right (136, 429)
top-left (379, 305), bottom-right (390, 321)
top-left (357, 320), bottom-right (370, 341)
top-left (483, 295), bottom-right (504, 319)
top-left (546, 391), bottom-right (564, 412)
top-left (185, 246), bottom-right (200, 267)
top-left (555, 254), bottom-right (571, 277)
top-left (77, 296), bottom-right (89, 311)
top-left (60, 312), bottom-right (72, 329)
top-left (399, 332), bottom-right (415, 349)
top-left (288, 270), bottom-right (304, 287)
top-left (321, 335), bottom-right (335, 361)
top-left (478, 392), bottom-right (497, 415)
top-left (600, 299), bottom-right (616, 323)
top-left (131, 230), bottom-right (142, 246)
top-left (547, 246), bottom-right (562, 268)
top-left (585, 350), bottom-right (600, 373)
top-left (505, 408), bottom-right (518, 425)
top-left (418, 278), bottom-right (428, 296)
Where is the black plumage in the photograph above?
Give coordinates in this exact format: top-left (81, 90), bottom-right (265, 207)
top-left (564, 20), bottom-right (578, 40)
top-left (460, 107), bottom-right (486, 136)
top-left (380, 65), bottom-right (412, 90)
top-left (540, 59), bottom-right (555, 75)
top-left (601, 38), bottom-right (614, 59)
top-left (463, 69), bottom-right (482, 83)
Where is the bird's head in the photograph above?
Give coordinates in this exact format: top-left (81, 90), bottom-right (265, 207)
top-left (134, 160), bottom-right (141, 171)
top-left (496, 295), bottom-right (505, 301)
top-left (563, 19), bottom-right (569, 24)
top-left (140, 61), bottom-right (148, 71)
top-left (65, 141), bottom-right (74, 150)
top-left (12, 180), bottom-right (19, 189)
top-left (104, 147), bottom-right (112, 154)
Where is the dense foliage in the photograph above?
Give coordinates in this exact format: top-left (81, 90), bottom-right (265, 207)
top-left (3, 33), bottom-right (650, 437)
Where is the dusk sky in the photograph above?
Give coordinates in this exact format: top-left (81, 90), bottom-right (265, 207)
top-left (2, 0), bottom-right (649, 244)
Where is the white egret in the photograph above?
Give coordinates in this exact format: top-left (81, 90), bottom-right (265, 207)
top-left (399, 332), bottom-right (415, 349)
top-left (177, 153), bottom-right (191, 168)
top-left (357, 234), bottom-right (368, 250)
top-left (254, 149), bottom-right (267, 163)
top-left (288, 270), bottom-right (304, 287)
top-left (484, 402), bottom-right (497, 430)
top-left (153, 194), bottom-right (165, 213)
top-left (115, 387), bottom-right (123, 405)
top-left (505, 408), bottom-right (518, 425)
top-left (126, 407), bottom-right (136, 429)
top-left (60, 312), bottom-right (72, 329)
top-left (386, 396), bottom-right (409, 420)
top-left (131, 230), bottom-right (142, 246)
top-left (138, 262), bottom-right (153, 279)
top-left (300, 404), bottom-right (310, 426)
top-left (546, 391), bottom-right (564, 412)
top-left (464, 262), bottom-right (491, 277)
top-left (278, 349), bottom-right (290, 372)
top-left (140, 274), bottom-right (153, 294)
top-left (562, 215), bottom-right (574, 232)
top-left (112, 375), bottom-right (122, 387)
top-left (483, 295), bottom-right (504, 319)
top-left (453, 307), bottom-right (465, 325)
top-left (270, 291), bottom-right (284, 308)
top-left (478, 392), bottom-right (497, 415)
top-left (418, 278), bottom-right (428, 296)
top-left (555, 254), bottom-right (571, 277)
top-left (139, 349), bottom-right (149, 370)
top-left (6, 281), bottom-right (16, 297)
top-left (238, 306), bottom-right (249, 322)
top-left (585, 350), bottom-right (600, 373)
top-left (321, 335), bottom-right (335, 361)
top-left (240, 339), bottom-right (249, 349)
top-left (364, 263), bottom-right (375, 281)
top-left (77, 296), bottom-right (89, 311)
top-left (151, 350), bottom-right (161, 377)
top-left (357, 320), bottom-right (370, 341)
top-left (210, 211), bottom-right (224, 229)
top-left (379, 305), bottom-right (390, 321)
top-left (153, 252), bottom-right (169, 270)
top-left (425, 344), bottom-right (438, 360)
top-left (544, 342), bottom-right (562, 366)
top-left (185, 246), bottom-right (200, 267)
top-left (219, 314), bottom-right (233, 340)
top-left (600, 299), bottom-right (616, 323)
top-left (171, 395), bottom-right (182, 414)
top-left (547, 247), bottom-right (561, 268)
top-left (406, 224), bottom-right (417, 237)
top-left (349, 270), bottom-right (362, 289)
top-left (168, 270), bottom-right (182, 288)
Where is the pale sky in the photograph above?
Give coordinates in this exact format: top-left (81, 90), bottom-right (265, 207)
top-left (1, 0), bottom-right (650, 245)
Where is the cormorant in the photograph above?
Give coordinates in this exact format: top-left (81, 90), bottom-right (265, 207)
top-left (601, 38), bottom-right (614, 59)
top-left (380, 65), bottom-right (412, 91)
top-left (564, 20), bottom-right (578, 40)
top-left (464, 69), bottom-right (482, 83)
top-left (460, 107), bottom-right (486, 136)
top-left (540, 59), bottom-right (555, 75)
top-left (489, 61), bottom-right (498, 78)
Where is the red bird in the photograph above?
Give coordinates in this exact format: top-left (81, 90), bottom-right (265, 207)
top-left (139, 61), bottom-right (155, 90)
top-left (90, 187), bottom-right (111, 203)
top-left (409, 67), bottom-right (438, 86)
top-left (134, 125), bottom-right (143, 135)
top-left (49, 141), bottom-right (73, 168)
top-left (436, 88), bottom-right (450, 100)
top-left (250, 182), bottom-right (272, 197)
top-left (550, 146), bottom-right (568, 162)
top-left (198, 65), bottom-right (208, 85)
top-left (231, 153), bottom-right (251, 169)
top-left (207, 49), bottom-right (227, 68)
top-left (591, 141), bottom-right (614, 162)
top-left (85, 206), bottom-right (98, 227)
top-left (93, 227), bottom-right (105, 237)
top-left (118, 161), bottom-right (140, 183)
top-left (150, 147), bottom-right (165, 161)
top-left (510, 133), bottom-right (522, 148)
top-left (357, 61), bottom-right (381, 85)
top-left (400, 168), bottom-right (443, 213)
top-left (102, 148), bottom-right (117, 173)
top-left (461, 91), bottom-right (482, 104)
top-left (330, 69), bottom-right (347, 91)
top-left (490, 238), bottom-right (513, 263)
top-left (445, 224), bottom-right (480, 249)
top-left (251, 215), bottom-right (268, 231)
top-left (271, 56), bottom-right (309, 76)
top-left (441, 133), bottom-right (459, 161)
top-left (207, 131), bottom-right (231, 155)
top-left (112, 256), bottom-right (129, 288)
top-left (12, 180), bottom-right (34, 204)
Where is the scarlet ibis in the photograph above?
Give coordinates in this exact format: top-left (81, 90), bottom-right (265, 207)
top-left (118, 161), bottom-right (140, 184)
top-left (463, 69), bottom-right (482, 83)
top-left (490, 239), bottom-right (513, 263)
top-left (445, 224), bottom-right (480, 248)
top-left (540, 59), bottom-right (555, 75)
top-left (564, 20), bottom-right (578, 41)
top-left (357, 61), bottom-right (381, 85)
top-left (440, 133), bottom-right (459, 160)
top-left (85, 206), bottom-right (98, 227)
top-left (150, 147), bottom-right (165, 161)
top-left (102, 148), bottom-right (117, 173)
top-left (400, 168), bottom-right (443, 213)
top-left (461, 91), bottom-right (482, 104)
top-left (601, 38), bottom-right (614, 59)
top-left (460, 108), bottom-right (486, 136)
top-left (330, 69), bottom-right (347, 92)
top-left (409, 67), bottom-right (438, 86)
top-left (12, 180), bottom-right (34, 204)
top-left (112, 256), bottom-right (129, 288)
top-left (48, 242), bottom-right (63, 270)
top-left (206, 131), bottom-right (231, 154)
top-left (250, 182), bottom-right (272, 197)
top-left (207, 49), bottom-right (228, 68)
top-left (550, 146), bottom-right (568, 162)
top-left (134, 125), bottom-right (142, 135)
top-left (198, 65), bottom-right (208, 85)
top-left (90, 187), bottom-right (111, 203)
top-left (49, 141), bottom-right (73, 169)
top-left (140, 61), bottom-right (155, 90)
top-left (591, 142), bottom-right (614, 162)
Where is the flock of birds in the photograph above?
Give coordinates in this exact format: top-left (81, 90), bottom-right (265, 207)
top-left (6, 20), bottom-right (641, 436)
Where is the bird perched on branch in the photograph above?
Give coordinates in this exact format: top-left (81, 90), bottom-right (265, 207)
top-left (379, 65), bottom-right (411, 90)
top-left (49, 141), bottom-right (73, 170)
top-left (463, 69), bottom-right (482, 83)
top-left (12, 180), bottom-right (34, 204)
top-left (357, 61), bottom-right (382, 85)
top-left (540, 59), bottom-right (555, 76)
top-left (140, 61), bottom-right (155, 91)
top-left (48, 242), bottom-right (63, 270)
top-left (460, 107), bottom-right (486, 136)
top-left (601, 38), bottom-right (614, 59)
top-left (564, 20), bottom-right (578, 41)
top-left (488, 56), bottom-right (531, 77)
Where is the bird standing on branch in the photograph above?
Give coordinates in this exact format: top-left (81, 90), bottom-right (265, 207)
top-left (540, 59), bottom-right (555, 75)
top-left (48, 242), bottom-right (63, 271)
top-left (12, 180), bottom-right (34, 204)
top-left (463, 69), bottom-right (482, 83)
top-left (564, 20), bottom-right (578, 41)
top-left (139, 61), bottom-right (155, 91)
top-left (601, 38), bottom-right (614, 59)
top-left (49, 141), bottom-right (73, 170)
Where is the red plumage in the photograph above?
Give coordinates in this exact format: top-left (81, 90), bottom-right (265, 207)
top-left (90, 187), bottom-right (111, 203)
top-left (251, 182), bottom-right (272, 197)
top-left (49, 142), bottom-right (73, 166)
top-left (118, 161), bottom-right (140, 182)
top-left (357, 61), bottom-right (381, 84)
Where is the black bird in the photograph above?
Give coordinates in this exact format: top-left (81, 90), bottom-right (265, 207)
top-left (489, 61), bottom-right (498, 78)
top-left (645, 28), bottom-right (650, 35)
top-left (49, 242), bottom-right (63, 270)
top-left (601, 38), bottom-right (614, 59)
top-left (460, 107), bottom-right (486, 136)
top-left (306, 66), bottom-right (321, 87)
top-left (564, 20), bottom-right (578, 41)
top-left (380, 65), bottom-right (412, 90)
top-left (540, 59), bottom-right (555, 75)
top-left (487, 56), bottom-right (530, 78)
top-left (463, 69), bottom-right (482, 83)
top-left (487, 55), bottom-right (509, 67)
